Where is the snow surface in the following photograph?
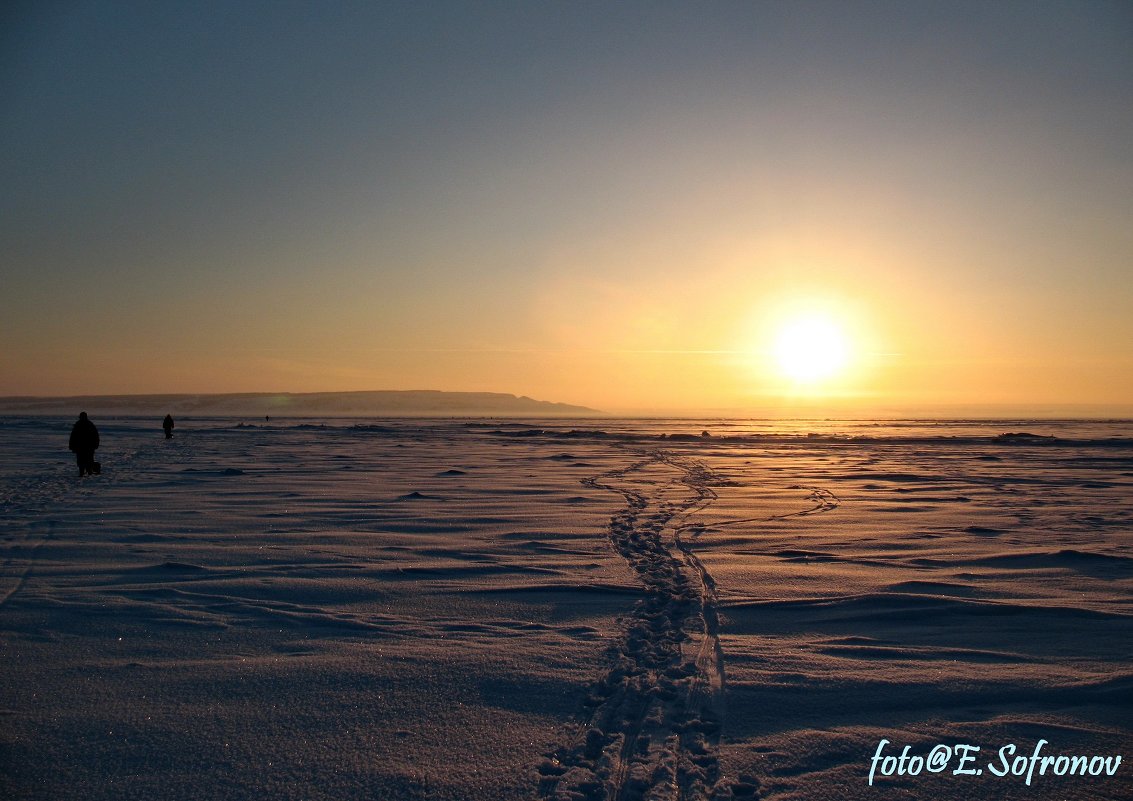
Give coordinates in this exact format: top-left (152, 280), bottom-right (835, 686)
top-left (1, 417), bottom-right (1131, 800)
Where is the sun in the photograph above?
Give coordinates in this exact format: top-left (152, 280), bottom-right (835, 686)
top-left (771, 312), bottom-right (851, 384)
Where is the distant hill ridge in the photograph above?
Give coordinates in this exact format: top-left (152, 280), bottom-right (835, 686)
top-left (0, 390), bottom-right (599, 417)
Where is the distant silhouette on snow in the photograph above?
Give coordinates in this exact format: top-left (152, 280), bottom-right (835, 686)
top-left (69, 412), bottom-right (100, 476)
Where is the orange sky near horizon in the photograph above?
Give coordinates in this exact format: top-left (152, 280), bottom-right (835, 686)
top-left (3, 3), bottom-right (1131, 415)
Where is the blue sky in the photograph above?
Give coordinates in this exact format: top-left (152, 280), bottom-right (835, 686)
top-left (3, 1), bottom-right (1131, 411)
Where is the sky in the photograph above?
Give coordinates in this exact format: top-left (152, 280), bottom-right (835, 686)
top-left (2, 1), bottom-right (1132, 414)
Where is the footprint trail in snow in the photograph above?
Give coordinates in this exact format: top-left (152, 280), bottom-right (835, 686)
top-left (538, 451), bottom-right (735, 801)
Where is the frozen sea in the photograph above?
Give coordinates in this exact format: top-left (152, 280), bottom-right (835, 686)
top-left (2, 416), bottom-right (1131, 800)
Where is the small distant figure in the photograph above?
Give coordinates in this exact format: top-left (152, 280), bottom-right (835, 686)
top-left (163, 414), bottom-right (175, 439)
top-left (69, 412), bottom-right (100, 477)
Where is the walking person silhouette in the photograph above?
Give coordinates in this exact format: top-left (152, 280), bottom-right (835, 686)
top-left (163, 414), bottom-right (175, 439)
top-left (69, 412), bottom-right (100, 477)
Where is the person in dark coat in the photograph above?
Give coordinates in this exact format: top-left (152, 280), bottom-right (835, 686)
top-left (69, 412), bottom-right (100, 477)
top-left (163, 414), bottom-right (175, 439)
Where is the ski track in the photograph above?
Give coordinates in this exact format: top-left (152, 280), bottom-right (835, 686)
top-left (681, 486), bottom-right (840, 538)
top-left (538, 450), bottom-right (736, 801)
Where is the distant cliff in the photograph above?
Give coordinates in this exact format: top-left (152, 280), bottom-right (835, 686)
top-left (0, 391), bottom-right (600, 417)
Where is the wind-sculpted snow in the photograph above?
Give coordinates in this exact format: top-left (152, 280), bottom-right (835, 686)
top-left (1, 418), bottom-right (1131, 800)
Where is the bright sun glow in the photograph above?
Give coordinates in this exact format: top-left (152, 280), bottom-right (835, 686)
top-left (771, 313), bottom-right (851, 384)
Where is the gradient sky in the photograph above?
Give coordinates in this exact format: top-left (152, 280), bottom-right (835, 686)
top-left (3, 1), bottom-right (1131, 413)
